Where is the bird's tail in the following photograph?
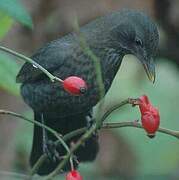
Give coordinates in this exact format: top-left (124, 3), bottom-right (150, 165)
top-left (30, 111), bottom-right (99, 175)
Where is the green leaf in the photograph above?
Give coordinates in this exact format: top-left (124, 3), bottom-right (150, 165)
top-left (0, 0), bottom-right (33, 28)
top-left (0, 53), bottom-right (21, 96)
top-left (0, 12), bottom-right (13, 39)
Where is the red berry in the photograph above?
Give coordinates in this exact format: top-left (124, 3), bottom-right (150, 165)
top-left (63, 76), bottom-right (87, 95)
top-left (137, 95), bottom-right (160, 138)
top-left (66, 170), bottom-right (83, 180)
top-left (141, 111), bottom-right (160, 138)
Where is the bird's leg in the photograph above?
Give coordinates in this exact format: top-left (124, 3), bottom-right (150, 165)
top-left (41, 113), bottom-right (60, 162)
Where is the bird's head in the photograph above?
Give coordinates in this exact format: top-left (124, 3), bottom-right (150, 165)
top-left (109, 10), bottom-right (159, 83)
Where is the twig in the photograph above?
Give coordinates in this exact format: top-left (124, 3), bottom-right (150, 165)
top-left (103, 121), bottom-right (179, 139)
top-left (0, 109), bottom-right (71, 175)
top-left (27, 127), bottom-right (87, 178)
top-left (60, 127), bottom-right (87, 142)
top-left (1, 105), bottom-right (179, 179)
top-left (100, 98), bottom-right (137, 122)
top-left (0, 45), bottom-right (63, 83)
top-left (45, 119), bottom-right (179, 180)
top-left (28, 154), bottom-right (47, 179)
top-left (73, 17), bottom-right (105, 128)
top-left (0, 110), bottom-right (59, 137)
top-left (0, 97), bottom-right (138, 179)
top-left (45, 124), bottom-right (97, 180)
top-left (43, 98), bottom-right (137, 179)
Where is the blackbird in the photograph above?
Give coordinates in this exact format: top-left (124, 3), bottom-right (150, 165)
top-left (16, 9), bottom-right (159, 175)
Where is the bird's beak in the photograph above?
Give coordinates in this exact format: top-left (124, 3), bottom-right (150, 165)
top-left (142, 58), bottom-right (156, 83)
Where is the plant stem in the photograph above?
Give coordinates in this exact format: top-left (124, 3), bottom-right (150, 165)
top-left (46, 120), bottom-right (179, 179)
top-left (2, 106), bottom-right (179, 179)
top-left (103, 121), bottom-right (179, 139)
top-left (28, 154), bottom-right (47, 178)
top-left (0, 109), bottom-right (71, 170)
top-left (61, 127), bottom-right (87, 142)
top-left (0, 45), bottom-right (63, 82)
top-left (100, 98), bottom-right (136, 122)
top-left (73, 18), bottom-right (105, 128)
top-left (0, 110), bottom-right (58, 137)
top-left (45, 124), bottom-right (97, 180)
top-left (30, 98), bottom-right (135, 178)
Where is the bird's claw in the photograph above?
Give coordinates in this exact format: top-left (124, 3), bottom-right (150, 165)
top-left (73, 155), bottom-right (80, 165)
top-left (86, 115), bottom-right (98, 136)
top-left (43, 140), bottom-right (61, 162)
top-left (86, 110), bottom-right (96, 129)
top-left (86, 116), bottom-right (95, 129)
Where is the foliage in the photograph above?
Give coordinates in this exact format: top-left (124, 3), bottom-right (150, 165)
top-left (0, 0), bottom-right (33, 28)
top-left (0, 53), bottom-right (20, 95)
top-left (0, 0), bottom-right (33, 95)
top-left (0, 12), bottom-right (13, 39)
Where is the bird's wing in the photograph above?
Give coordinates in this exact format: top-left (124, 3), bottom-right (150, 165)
top-left (16, 39), bottom-right (75, 83)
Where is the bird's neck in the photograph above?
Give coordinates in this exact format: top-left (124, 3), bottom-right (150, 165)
top-left (93, 47), bottom-right (125, 92)
top-left (80, 25), bottom-right (127, 92)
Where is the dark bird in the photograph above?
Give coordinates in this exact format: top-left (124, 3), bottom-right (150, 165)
top-left (16, 9), bottom-right (159, 175)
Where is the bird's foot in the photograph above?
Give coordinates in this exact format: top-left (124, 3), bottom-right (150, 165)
top-left (85, 114), bottom-right (99, 136)
top-left (86, 116), bottom-right (95, 129)
top-left (86, 110), bottom-right (96, 129)
top-left (43, 140), bottom-right (63, 162)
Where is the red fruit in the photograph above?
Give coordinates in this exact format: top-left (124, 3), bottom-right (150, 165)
top-left (66, 170), bottom-right (83, 180)
top-left (141, 111), bottom-right (160, 138)
top-left (63, 76), bottom-right (87, 95)
top-left (137, 95), bottom-right (160, 138)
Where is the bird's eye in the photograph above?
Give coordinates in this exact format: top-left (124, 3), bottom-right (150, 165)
top-left (135, 38), bottom-right (143, 47)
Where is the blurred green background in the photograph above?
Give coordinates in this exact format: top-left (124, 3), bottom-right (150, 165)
top-left (0, 0), bottom-right (179, 179)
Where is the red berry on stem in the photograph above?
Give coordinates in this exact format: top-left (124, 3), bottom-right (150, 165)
top-left (66, 170), bottom-right (83, 180)
top-left (63, 76), bottom-right (87, 95)
top-left (138, 95), bottom-right (160, 138)
top-left (141, 111), bottom-right (160, 138)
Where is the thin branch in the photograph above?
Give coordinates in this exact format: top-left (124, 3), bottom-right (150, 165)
top-left (1, 105), bottom-right (179, 179)
top-left (0, 45), bottom-right (63, 83)
top-left (28, 154), bottom-right (47, 179)
top-left (27, 127), bottom-right (87, 178)
top-left (29, 98), bottom-right (136, 178)
top-left (0, 109), bottom-right (71, 168)
top-left (0, 110), bottom-right (59, 137)
top-left (100, 98), bottom-right (137, 122)
top-left (60, 127), bottom-right (87, 143)
top-left (73, 17), bottom-right (105, 128)
top-left (45, 124), bottom-right (97, 180)
top-left (46, 119), bottom-right (179, 179)
top-left (103, 121), bottom-right (179, 139)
